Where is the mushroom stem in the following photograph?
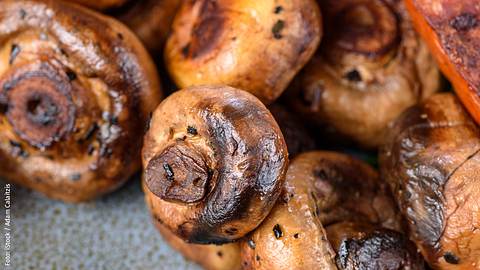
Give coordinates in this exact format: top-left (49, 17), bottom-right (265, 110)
top-left (145, 141), bottom-right (211, 204)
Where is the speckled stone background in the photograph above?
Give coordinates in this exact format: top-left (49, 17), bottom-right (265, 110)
top-left (1, 175), bottom-right (201, 270)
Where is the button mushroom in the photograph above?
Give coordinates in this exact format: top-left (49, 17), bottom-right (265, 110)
top-left (405, 0), bottom-right (480, 126)
top-left (241, 151), bottom-right (423, 269)
top-left (142, 85), bottom-right (288, 244)
top-left (0, 0), bottom-right (162, 202)
top-left (286, 0), bottom-right (440, 148)
top-left (380, 93), bottom-right (480, 269)
top-left (164, 0), bottom-right (322, 104)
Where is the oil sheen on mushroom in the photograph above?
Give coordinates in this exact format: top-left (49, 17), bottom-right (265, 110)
top-left (380, 93), bottom-right (480, 269)
top-left (286, 0), bottom-right (440, 148)
top-left (164, 0), bottom-right (322, 104)
top-left (142, 85), bottom-right (288, 244)
top-left (405, 0), bottom-right (480, 126)
top-left (0, 0), bottom-right (162, 202)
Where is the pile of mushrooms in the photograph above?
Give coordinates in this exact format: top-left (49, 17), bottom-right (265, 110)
top-left (1, 0), bottom-right (479, 269)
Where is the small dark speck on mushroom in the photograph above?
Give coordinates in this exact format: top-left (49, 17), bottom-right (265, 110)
top-left (256, 255), bottom-right (261, 261)
top-left (344, 69), bottom-right (362, 82)
top-left (181, 43), bottom-right (191, 57)
top-left (272, 20), bottom-right (285, 39)
top-left (450, 13), bottom-right (478, 31)
top-left (70, 174), bottom-right (81, 181)
top-left (66, 69), bottom-right (77, 81)
top-left (273, 224), bottom-right (283, 239)
top-left (444, 252), bottom-right (460, 264)
top-left (117, 33), bottom-right (124, 40)
top-left (187, 126), bottom-right (198, 135)
top-left (274, 6), bottom-right (283, 14)
top-left (217, 251), bottom-right (223, 257)
top-left (9, 44), bottom-right (21, 65)
top-left (294, 233), bottom-right (299, 239)
top-left (19, 9), bottom-right (27, 19)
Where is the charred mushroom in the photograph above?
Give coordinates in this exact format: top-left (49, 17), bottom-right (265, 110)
top-left (112, 0), bottom-right (183, 55)
top-left (405, 0), bottom-right (480, 126)
top-left (0, 0), bottom-right (162, 202)
top-left (241, 151), bottom-right (423, 269)
top-left (67, 0), bottom-right (127, 10)
top-left (380, 93), bottom-right (480, 269)
top-left (286, 0), bottom-right (440, 148)
top-left (164, 0), bottom-right (322, 104)
top-left (268, 104), bottom-right (317, 156)
top-left (142, 85), bottom-right (288, 244)
top-left (147, 195), bottom-right (241, 270)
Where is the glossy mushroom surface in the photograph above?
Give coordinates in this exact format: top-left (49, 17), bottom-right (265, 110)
top-left (405, 0), bottom-right (480, 126)
top-left (380, 93), bottom-right (480, 269)
top-left (113, 0), bottom-right (183, 55)
top-left (147, 197), bottom-right (241, 270)
top-left (242, 151), bottom-right (423, 269)
top-left (0, 0), bottom-right (161, 202)
top-left (287, 0), bottom-right (440, 148)
top-left (142, 85), bottom-right (288, 244)
top-left (165, 0), bottom-right (322, 104)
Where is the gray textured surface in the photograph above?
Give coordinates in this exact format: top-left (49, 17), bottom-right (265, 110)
top-left (2, 176), bottom-right (201, 270)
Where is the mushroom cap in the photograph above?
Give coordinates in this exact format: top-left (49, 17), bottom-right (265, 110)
top-left (0, 0), bottom-right (161, 202)
top-left (286, 0), bottom-right (439, 148)
top-left (142, 85), bottom-right (288, 244)
top-left (165, 0), bottom-right (322, 104)
top-left (380, 93), bottom-right (480, 269)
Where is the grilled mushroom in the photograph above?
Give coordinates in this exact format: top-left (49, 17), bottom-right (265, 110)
top-left (242, 151), bottom-right (423, 269)
top-left (405, 0), bottom-right (480, 126)
top-left (142, 85), bottom-right (288, 244)
top-left (287, 0), bottom-right (440, 148)
top-left (147, 197), bottom-right (241, 270)
top-left (164, 0), bottom-right (322, 104)
top-left (380, 93), bottom-right (480, 269)
top-left (0, 0), bottom-right (162, 202)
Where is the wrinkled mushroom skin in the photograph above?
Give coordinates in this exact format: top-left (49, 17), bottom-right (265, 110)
top-left (380, 93), bottom-right (480, 269)
top-left (113, 0), bottom-right (183, 55)
top-left (405, 0), bottom-right (480, 126)
top-left (268, 104), bottom-right (316, 156)
top-left (286, 0), bottom-right (440, 148)
top-left (148, 203), bottom-right (241, 270)
top-left (326, 221), bottom-right (425, 270)
top-left (0, 0), bottom-right (162, 202)
top-left (165, 0), bottom-right (322, 104)
top-left (66, 0), bottom-right (127, 10)
top-left (142, 86), bottom-right (288, 244)
top-left (241, 151), bottom-right (422, 270)
top-left (240, 154), bottom-right (338, 270)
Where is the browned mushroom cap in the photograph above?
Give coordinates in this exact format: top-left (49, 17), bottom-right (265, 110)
top-left (0, 0), bottom-right (161, 202)
top-left (146, 192), bottom-right (241, 270)
top-left (142, 85), bottom-right (288, 244)
top-left (66, 0), bottom-right (127, 10)
top-left (112, 0), bottom-right (183, 55)
top-left (241, 151), bottom-right (422, 270)
top-left (286, 0), bottom-right (440, 148)
top-left (380, 93), bottom-right (480, 269)
top-left (268, 104), bottom-right (317, 156)
top-left (164, 0), bottom-right (322, 104)
top-left (326, 221), bottom-right (425, 270)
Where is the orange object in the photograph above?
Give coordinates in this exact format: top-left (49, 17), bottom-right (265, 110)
top-left (405, 0), bottom-right (480, 125)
